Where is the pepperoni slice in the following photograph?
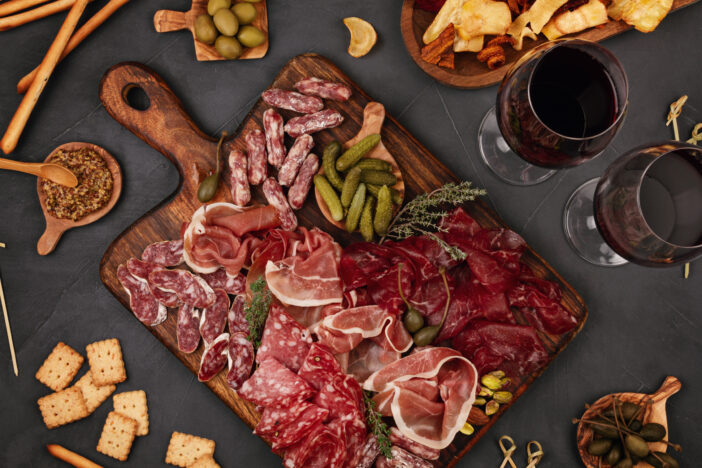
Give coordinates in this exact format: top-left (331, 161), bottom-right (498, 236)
top-left (149, 269), bottom-right (216, 308)
top-left (226, 332), bottom-right (254, 390)
top-left (256, 304), bottom-right (313, 373)
top-left (255, 401), bottom-right (329, 451)
top-left (141, 240), bottom-right (184, 266)
top-left (200, 289), bottom-right (230, 345)
top-left (200, 269), bottom-right (245, 296)
top-left (117, 264), bottom-right (167, 326)
top-left (197, 333), bottom-right (230, 382)
top-left (239, 358), bottom-right (314, 408)
top-left (177, 303), bottom-right (200, 354)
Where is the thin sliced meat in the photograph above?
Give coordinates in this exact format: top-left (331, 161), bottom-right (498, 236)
top-left (313, 373), bottom-right (364, 422)
top-left (149, 268), bottom-right (216, 308)
top-left (228, 295), bottom-right (248, 334)
top-left (226, 332), bottom-right (254, 390)
top-left (389, 427), bottom-right (440, 461)
top-left (283, 423), bottom-right (346, 468)
top-left (256, 304), bottom-right (313, 372)
top-left (141, 239), bottom-right (184, 266)
top-left (298, 343), bottom-right (344, 391)
top-left (507, 283), bottom-right (577, 334)
top-left (126, 258), bottom-right (180, 308)
top-left (255, 401), bottom-right (329, 451)
top-left (200, 289), bottom-right (230, 345)
top-left (177, 303), bottom-right (200, 353)
top-left (375, 446), bottom-right (433, 468)
top-left (198, 333), bottom-right (230, 381)
top-left (328, 417), bottom-right (367, 468)
top-left (346, 340), bottom-right (400, 385)
top-left (117, 264), bottom-right (167, 326)
top-left (239, 358), bottom-right (314, 408)
top-left (200, 268), bottom-right (245, 296)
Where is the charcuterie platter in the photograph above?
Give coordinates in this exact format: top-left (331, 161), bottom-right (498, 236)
top-left (98, 53), bottom-right (587, 466)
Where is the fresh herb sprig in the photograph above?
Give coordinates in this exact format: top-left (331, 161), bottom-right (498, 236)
top-left (381, 181), bottom-right (486, 261)
top-left (363, 391), bottom-right (393, 459)
top-left (245, 276), bottom-right (272, 348)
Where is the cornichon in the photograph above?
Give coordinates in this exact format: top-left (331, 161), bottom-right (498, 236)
top-left (314, 175), bottom-right (344, 222)
top-left (354, 158), bottom-right (392, 172)
top-left (360, 196), bottom-right (375, 242)
top-left (322, 141), bottom-right (344, 191)
top-left (345, 183), bottom-right (366, 233)
top-left (336, 134), bottom-right (381, 171)
top-left (340, 166), bottom-right (362, 208)
top-left (367, 184), bottom-right (402, 205)
top-left (373, 184), bottom-right (393, 236)
top-left (361, 169), bottom-right (397, 187)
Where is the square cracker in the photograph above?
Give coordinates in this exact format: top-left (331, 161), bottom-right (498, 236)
top-left (35, 342), bottom-right (84, 392)
top-left (86, 338), bottom-right (126, 387)
top-left (188, 455), bottom-right (221, 468)
top-left (37, 387), bottom-right (89, 429)
top-left (113, 390), bottom-right (149, 436)
top-left (73, 372), bottom-right (116, 414)
top-left (165, 432), bottom-right (216, 467)
top-left (96, 411), bottom-right (137, 461)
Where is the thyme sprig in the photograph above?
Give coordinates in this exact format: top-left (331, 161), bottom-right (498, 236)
top-left (381, 181), bottom-right (486, 261)
top-left (363, 391), bottom-right (393, 459)
top-left (244, 276), bottom-right (272, 349)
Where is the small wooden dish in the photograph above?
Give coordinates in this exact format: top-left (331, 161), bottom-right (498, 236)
top-left (154, 0), bottom-right (269, 62)
top-left (36, 142), bottom-right (122, 255)
top-left (576, 376), bottom-right (681, 468)
top-left (315, 102), bottom-right (405, 231)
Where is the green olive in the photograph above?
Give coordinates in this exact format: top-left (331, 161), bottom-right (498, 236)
top-left (213, 8), bottom-right (239, 36)
top-left (413, 325), bottom-right (440, 347)
top-left (198, 173), bottom-right (220, 202)
top-left (403, 308), bottom-right (424, 333)
top-left (587, 439), bottom-right (612, 456)
top-left (194, 15), bottom-right (217, 45)
top-left (237, 25), bottom-right (265, 48)
top-left (605, 443), bottom-right (622, 466)
top-left (207, 0), bottom-right (231, 15)
top-left (624, 434), bottom-right (649, 458)
top-left (231, 2), bottom-right (257, 24)
top-left (639, 423), bottom-right (666, 442)
top-left (215, 35), bottom-right (243, 59)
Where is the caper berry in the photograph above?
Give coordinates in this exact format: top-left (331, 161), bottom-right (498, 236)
top-left (639, 422), bottom-right (666, 442)
top-left (197, 173), bottom-right (220, 202)
top-left (403, 308), bottom-right (424, 333)
top-left (614, 458), bottom-right (633, 468)
top-left (413, 325), bottom-right (440, 347)
top-left (587, 439), bottom-right (612, 456)
top-left (624, 434), bottom-right (649, 458)
top-left (605, 443), bottom-right (622, 466)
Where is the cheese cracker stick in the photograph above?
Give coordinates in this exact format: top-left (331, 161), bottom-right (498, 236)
top-left (46, 444), bottom-right (103, 468)
top-left (0, 0), bottom-right (51, 18)
top-left (0, 0), bottom-right (89, 155)
top-left (17, 0), bottom-right (131, 94)
top-left (0, 0), bottom-right (77, 31)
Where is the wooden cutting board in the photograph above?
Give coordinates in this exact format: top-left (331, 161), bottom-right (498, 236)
top-left (98, 54), bottom-right (587, 467)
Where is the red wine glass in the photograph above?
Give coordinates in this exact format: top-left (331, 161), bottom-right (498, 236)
top-left (478, 39), bottom-right (628, 185)
top-left (564, 142), bottom-right (702, 267)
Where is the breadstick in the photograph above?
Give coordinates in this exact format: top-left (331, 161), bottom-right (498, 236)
top-left (0, 0), bottom-right (89, 155)
top-left (46, 444), bottom-right (103, 468)
top-left (17, 0), bottom-right (131, 94)
top-left (0, 0), bottom-right (51, 18)
top-left (0, 0), bottom-right (76, 31)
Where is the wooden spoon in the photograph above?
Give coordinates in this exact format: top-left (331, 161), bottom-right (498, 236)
top-left (576, 376), bottom-right (682, 468)
top-left (36, 142), bottom-right (122, 255)
top-left (0, 157), bottom-right (78, 187)
top-left (315, 102), bottom-right (405, 231)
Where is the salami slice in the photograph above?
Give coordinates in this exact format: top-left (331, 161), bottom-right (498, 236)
top-left (389, 428), bottom-right (440, 461)
top-left (262, 89), bottom-right (324, 114)
top-left (198, 333), bottom-right (230, 382)
top-left (177, 303), bottom-right (201, 353)
top-left (200, 289), bottom-right (230, 345)
top-left (278, 134), bottom-right (314, 186)
top-left (263, 178), bottom-right (298, 231)
top-left (375, 446), bottom-right (433, 468)
top-left (287, 153), bottom-right (319, 210)
top-left (298, 343), bottom-right (343, 391)
top-left (149, 269), bottom-right (216, 308)
top-left (313, 373), bottom-right (364, 421)
top-left (126, 258), bottom-right (180, 308)
top-left (239, 358), bottom-right (314, 408)
top-left (228, 295), bottom-right (248, 334)
top-left (283, 423), bottom-right (346, 468)
top-left (200, 268), bottom-right (245, 296)
top-left (245, 128), bottom-right (268, 185)
top-left (228, 149), bottom-right (251, 207)
top-left (226, 332), bottom-right (254, 390)
top-left (263, 109), bottom-right (286, 168)
top-left (118, 264), bottom-right (167, 326)
top-left (329, 417), bottom-right (367, 468)
top-left (256, 304), bottom-right (312, 372)
top-left (356, 434), bottom-right (380, 468)
top-left (255, 401), bottom-right (329, 451)
top-left (294, 78), bottom-right (352, 102)
top-left (141, 240), bottom-right (184, 266)
top-left (284, 109), bottom-right (344, 138)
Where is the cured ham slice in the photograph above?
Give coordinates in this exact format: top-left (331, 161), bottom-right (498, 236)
top-left (177, 303), bottom-right (200, 353)
top-left (200, 268), bottom-right (245, 296)
top-left (117, 264), bottom-right (167, 326)
top-left (149, 268), bottom-right (216, 308)
top-left (239, 358), bottom-right (314, 408)
top-left (364, 347), bottom-right (478, 450)
top-left (198, 333), bottom-right (230, 382)
top-left (282, 423), bottom-right (346, 468)
top-left (255, 401), bottom-right (329, 451)
top-left (257, 305), bottom-right (313, 372)
top-left (199, 289), bottom-right (230, 345)
top-left (141, 239), bottom-right (184, 267)
top-left (226, 332), bottom-right (254, 390)
top-left (126, 258), bottom-right (181, 308)
top-left (346, 340), bottom-right (400, 385)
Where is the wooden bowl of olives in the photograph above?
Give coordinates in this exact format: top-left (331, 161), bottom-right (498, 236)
top-left (575, 376), bottom-right (682, 468)
top-left (154, 0), bottom-right (268, 61)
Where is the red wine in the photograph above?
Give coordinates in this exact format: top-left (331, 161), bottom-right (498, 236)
top-left (529, 47), bottom-right (618, 138)
top-left (639, 151), bottom-right (702, 246)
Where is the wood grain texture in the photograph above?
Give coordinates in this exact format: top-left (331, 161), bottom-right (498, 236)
top-left (576, 376), bottom-right (681, 468)
top-left (153, 0), bottom-right (268, 61)
top-left (400, 0), bottom-right (699, 89)
top-left (98, 54), bottom-right (587, 467)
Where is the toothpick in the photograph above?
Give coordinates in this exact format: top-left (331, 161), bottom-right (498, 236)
top-left (0, 243), bottom-right (18, 376)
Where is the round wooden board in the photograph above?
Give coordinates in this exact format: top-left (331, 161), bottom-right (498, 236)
top-left (400, 0), bottom-right (700, 89)
top-left (36, 142), bottom-right (122, 255)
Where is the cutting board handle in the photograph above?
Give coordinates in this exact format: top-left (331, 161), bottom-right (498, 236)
top-left (154, 10), bottom-right (188, 33)
top-left (650, 376), bottom-right (681, 403)
top-left (98, 62), bottom-right (216, 178)
top-left (37, 223), bottom-right (64, 256)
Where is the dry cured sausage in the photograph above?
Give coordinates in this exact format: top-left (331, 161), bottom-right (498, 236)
top-left (262, 89), bottom-right (324, 114)
top-left (263, 109), bottom-right (286, 168)
top-left (287, 153), bottom-right (319, 210)
top-left (284, 109), bottom-right (344, 138)
top-left (245, 128), bottom-right (267, 186)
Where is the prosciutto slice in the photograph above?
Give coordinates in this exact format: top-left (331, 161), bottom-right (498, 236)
top-left (363, 347), bottom-right (478, 450)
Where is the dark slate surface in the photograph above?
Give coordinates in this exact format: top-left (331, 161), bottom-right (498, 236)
top-left (1, 1), bottom-right (701, 466)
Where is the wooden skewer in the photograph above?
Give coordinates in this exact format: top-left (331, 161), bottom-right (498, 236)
top-left (0, 0), bottom-right (89, 155)
top-left (0, 243), bottom-right (18, 377)
top-left (0, 0), bottom-right (51, 18)
top-left (0, 0), bottom-right (77, 32)
top-left (47, 444), bottom-right (103, 468)
top-left (17, 0), bottom-right (131, 95)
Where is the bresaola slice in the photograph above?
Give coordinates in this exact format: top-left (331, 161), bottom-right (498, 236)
top-left (256, 305), bottom-right (313, 372)
top-left (198, 333), bottom-right (230, 382)
top-left (226, 333), bottom-right (254, 390)
top-left (177, 303), bottom-right (201, 353)
top-left (239, 358), bottom-right (314, 408)
top-left (200, 289), bottom-right (230, 345)
top-left (141, 240), bottom-right (184, 267)
top-left (117, 265), bottom-right (167, 326)
top-left (149, 268), bottom-right (216, 308)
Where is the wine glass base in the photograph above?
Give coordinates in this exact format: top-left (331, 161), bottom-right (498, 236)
top-left (563, 178), bottom-right (627, 267)
top-left (478, 107), bottom-right (556, 186)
